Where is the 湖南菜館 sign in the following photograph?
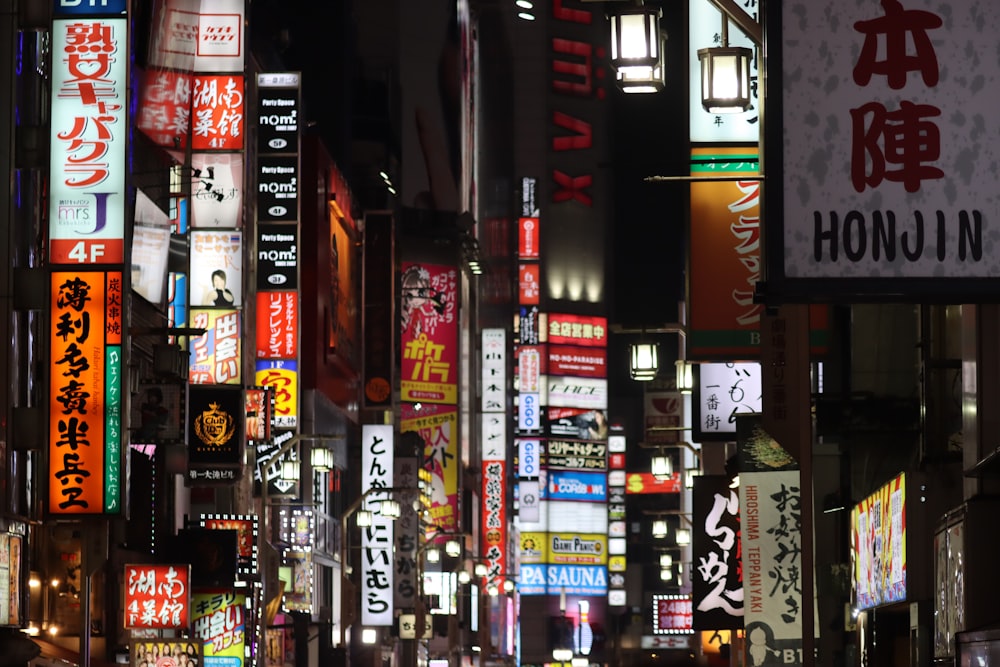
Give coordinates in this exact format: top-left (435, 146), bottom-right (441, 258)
top-left (771, 0), bottom-right (1000, 299)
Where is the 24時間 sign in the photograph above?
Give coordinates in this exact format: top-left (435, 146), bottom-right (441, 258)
top-left (49, 18), bottom-right (127, 265)
top-left (49, 271), bottom-right (123, 515)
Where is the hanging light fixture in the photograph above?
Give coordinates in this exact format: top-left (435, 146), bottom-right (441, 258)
top-left (675, 528), bottom-right (692, 546)
top-left (652, 519), bottom-right (668, 538)
top-left (659, 567), bottom-right (673, 582)
top-left (458, 569), bottom-right (472, 585)
top-left (474, 562), bottom-right (488, 577)
top-left (650, 450), bottom-right (673, 480)
top-left (379, 499), bottom-right (401, 519)
top-left (356, 509), bottom-right (373, 527)
top-left (609, 4), bottom-right (665, 93)
top-left (675, 359), bottom-right (694, 394)
top-left (446, 539), bottom-right (462, 558)
top-left (280, 459), bottom-right (300, 482)
top-left (426, 547), bottom-right (441, 564)
top-left (629, 341), bottom-right (659, 381)
top-left (659, 553), bottom-right (673, 569)
top-left (697, 14), bottom-right (753, 113)
top-left (310, 447), bottom-right (333, 472)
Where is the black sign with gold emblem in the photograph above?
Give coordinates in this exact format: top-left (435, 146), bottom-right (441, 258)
top-left (188, 386), bottom-right (244, 473)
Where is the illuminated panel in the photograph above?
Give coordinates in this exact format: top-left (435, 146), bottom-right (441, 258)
top-left (124, 564), bottom-right (191, 629)
top-left (48, 18), bottom-right (127, 265)
top-left (653, 594), bottom-right (694, 635)
top-left (49, 271), bottom-right (123, 515)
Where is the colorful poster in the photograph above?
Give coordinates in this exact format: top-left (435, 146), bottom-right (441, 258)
top-left (402, 404), bottom-right (459, 535)
top-left (192, 590), bottom-right (245, 667)
top-left (852, 473), bottom-right (907, 610)
top-left (400, 261), bottom-right (459, 404)
top-left (740, 471), bottom-right (804, 666)
top-left (131, 639), bottom-right (202, 667)
top-left (189, 309), bottom-right (242, 385)
top-left (255, 360), bottom-right (298, 429)
top-left (546, 471), bottom-right (607, 503)
top-left (190, 231), bottom-right (243, 305)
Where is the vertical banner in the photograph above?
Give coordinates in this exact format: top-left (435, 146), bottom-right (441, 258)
top-left (361, 425), bottom-right (394, 626)
top-left (739, 470), bottom-right (804, 665)
top-left (400, 262), bottom-right (458, 404)
top-left (691, 476), bottom-right (743, 630)
top-left (393, 457), bottom-right (420, 611)
top-left (401, 404), bottom-right (459, 536)
top-left (49, 271), bottom-right (123, 515)
top-left (49, 17), bottom-right (127, 265)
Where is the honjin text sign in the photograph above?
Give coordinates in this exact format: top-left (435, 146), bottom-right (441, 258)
top-left (776, 0), bottom-right (1000, 295)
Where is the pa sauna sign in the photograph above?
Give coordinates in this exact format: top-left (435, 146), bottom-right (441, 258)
top-left (775, 0), bottom-right (1000, 298)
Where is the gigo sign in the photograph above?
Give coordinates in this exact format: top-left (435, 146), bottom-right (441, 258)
top-left (519, 392), bottom-right (539, 432)
top-left (519, 439), bottom-right (539, 477)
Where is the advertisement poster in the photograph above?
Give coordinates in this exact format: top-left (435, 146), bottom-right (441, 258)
top-left (189, 309), bottom-right (242, 386)
top-left (545, 408), bottom-right (609, 441)
top-left (132, 640), bottom-right (202, 667)
top-left (190, 231), bottom-right (243, 306)
top-left (402, 404), bottom-right (458, 535)
top-left (255, 292), bottom-right (298, 359)
top-left (192, 0), bottom-right (245, 74)
top-left (852, 472), bottom-right (907, 610)
top-left (255, 360), bottom-right (298, 429)
top-left (695, 362), bottom-right (763, 441)
top-left (400, 261), bottom-right (458, 404)
top-left (192, 590), bottom-right (245, 667)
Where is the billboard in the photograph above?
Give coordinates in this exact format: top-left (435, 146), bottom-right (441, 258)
top-left (189, 309), bottom-right (242, 385)
top-left (192, 590), bottom-right (246, 667)
top-left (401, 404), bottom-right (459, 535)
top-left (124, 564), bottom-right (192, 630)
top-left (255, 292), bottom-right (298, 359)
top-left (691, 476), bottom-right (743, 630)
top-left (190, 231), bottom-right (243, 306)
top-left (400, 261), bottom-right (459, 404)
top-left (772, 0), bottom-right (1000, 298)
top-left (852, 472), bottom-right (907, 610)
top-left (361, 425), bottom-right (394, 626)
top-left (695, 362), bottom-right (763, 440)
top-left (187, 386), bottom-right (245, 472)
top-left (48, 271), bottom-right (123, 515)
top-left (191, 74), bottom-right (245, 150)
top-left (49, 18), bottom-right (127, 265)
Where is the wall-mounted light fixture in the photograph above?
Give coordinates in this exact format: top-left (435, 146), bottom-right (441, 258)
top-left (310, 446), bottom-right (334, 472)
top-left (609, 4), bottom-right (665, 93)
top-left (650, 450), bottom-right (673, 480)
top-left (652, 519), bottom-right (668, 539)
top-left (280, 459), bottom-right (300, 483)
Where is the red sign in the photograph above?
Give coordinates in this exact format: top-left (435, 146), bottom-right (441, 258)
top-left (481, 459), bottom-right (507, 591)
top-left (255, 291), bottom-right (298, 359)
top-left (545, 313), bottom-right (607, 347)
top-left (124, 564), bottom-right (191, 629)
top-left (609, 453), bottom-right (625, 469)
top-left (519, 263), bottom-right (540, 305)
top-left (137, 69), bottom-right (193, 149)
top-left (625, 472), bottom-right (682, 494)
top-left (191, 75), bottom-right (245, 150)
top-left (548, 344), bottom-right (607, 378)
top-left (519, 217), bottom-right (539, 258)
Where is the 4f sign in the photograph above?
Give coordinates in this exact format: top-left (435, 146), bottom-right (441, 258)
top-left (54, 0), bottom-right (128, 14)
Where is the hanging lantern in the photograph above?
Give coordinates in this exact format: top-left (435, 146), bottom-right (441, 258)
top-left (698, 16), bottom-right (753, 112)
top-left (650, 452), bottom-right (673, 480)
top-left (630, 342), bottom-right (659, 381)
top-left (610, 6), bottom-right (664, 93)
top-left (675, 360), bottom-right (694, 394)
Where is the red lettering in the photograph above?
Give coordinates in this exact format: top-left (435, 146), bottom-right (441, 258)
top-left (551, 0), bottom-right (591, 25)
top-left (552, 171), bottom-right (592, 206)
top-left (552, 38), bottom-right (593, 96)
top-left (552, 112), bottom-right (592, 151)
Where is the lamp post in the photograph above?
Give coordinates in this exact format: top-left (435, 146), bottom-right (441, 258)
top-left (337, 485), bottom-right (411, 649)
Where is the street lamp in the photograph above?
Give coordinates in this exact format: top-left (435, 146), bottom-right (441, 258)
top-left (697, 12), bottom-right (753, 113)
top-left (338, 486), bottom-right (410, 648)
top-left (609, 4), bottom-right (665, 93)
